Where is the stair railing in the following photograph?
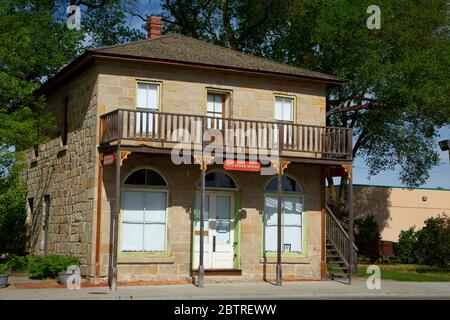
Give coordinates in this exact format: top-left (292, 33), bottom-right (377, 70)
top-left (326, 205), bottom-right (358, 275)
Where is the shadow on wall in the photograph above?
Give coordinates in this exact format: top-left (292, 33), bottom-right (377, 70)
top-left (352, 186), bottom-right (392, 236)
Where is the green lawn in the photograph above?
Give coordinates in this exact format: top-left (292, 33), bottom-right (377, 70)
top-left (357, 263), bottom-right (450, 282)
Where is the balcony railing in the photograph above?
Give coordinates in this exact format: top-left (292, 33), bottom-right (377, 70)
top-left (100, 109), bottom-right (353, 161)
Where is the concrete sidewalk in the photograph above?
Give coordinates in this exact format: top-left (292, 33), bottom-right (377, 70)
top-left (0, 279), bottom-right (449, 300)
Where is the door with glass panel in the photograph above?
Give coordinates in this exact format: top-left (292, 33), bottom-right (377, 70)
top-left (274, 96), bottom-right (294, 146)
top-left (193, 191), bottom-right (234, 269)
top-left (136, 82), bottom-right (160, 136)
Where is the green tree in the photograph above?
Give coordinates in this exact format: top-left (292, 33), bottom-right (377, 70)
top-left (0, 163), bottom-right (28, 254)
top-left (0, 0), bottom-right (144, 254)
top-left (153, 0), bottom-right (450, 216)
top-left (395, 227), bottom-right (417, 263)
top-left (415, 215), bottom-right (450, 266)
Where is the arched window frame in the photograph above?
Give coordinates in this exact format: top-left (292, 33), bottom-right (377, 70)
top-left (263, 175), bottom-right (306, 257)
top-left (196, 170), bottom-right (239, 191)
top-left (120, 168), bottom-right (169, 255)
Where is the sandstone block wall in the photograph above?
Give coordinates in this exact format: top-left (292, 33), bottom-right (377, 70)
top-left (24, 67), bottom-right (99, 276)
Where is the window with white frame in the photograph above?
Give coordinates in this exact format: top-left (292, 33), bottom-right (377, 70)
top-left (274, 96), bottom-right (294, 122)
top-left (136, 82), bottom-right (160, 134)
top-left (264, 176), bottom-right (303, 254)
top-left (274, 96), bottom-right (294, 145)
top-left (207, 92), bottom-right (229, 129)
top-left (121, 169), bottom-right (168, 252)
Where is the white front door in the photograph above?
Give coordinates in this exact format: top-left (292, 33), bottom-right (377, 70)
top-left (193, 192), bottom-right (234, 269)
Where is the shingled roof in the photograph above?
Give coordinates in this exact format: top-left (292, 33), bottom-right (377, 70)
top-left (91, 34), bottom-right (343, 83)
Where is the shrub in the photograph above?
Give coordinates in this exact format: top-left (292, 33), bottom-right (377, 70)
top-left (395, 227), bottom-right (418, 263)
top-left (395, 215), bottom-right (450, 266)
top-left (27, 254), bottom-right (80, 279)
top-left (415, 215), bottom-right (450, 267)
top-left (355, 215), bottom-right (381, 262)
top-left (6, 254), bottom-right (28, 272)
top-left (0, 263), bottom-right (10, 275)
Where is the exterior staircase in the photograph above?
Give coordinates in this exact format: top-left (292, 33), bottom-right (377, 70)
top-left (326, 205), bottom-right (358, 283)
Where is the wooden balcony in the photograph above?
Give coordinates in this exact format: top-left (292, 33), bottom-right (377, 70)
top-left (99, 109), bottom-right (353, 162)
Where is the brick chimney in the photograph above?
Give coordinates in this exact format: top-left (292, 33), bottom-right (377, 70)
top-left (147, 16), bottom-right (162, 39)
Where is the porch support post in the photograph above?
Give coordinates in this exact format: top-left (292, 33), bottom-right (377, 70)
top-left (270, 159), bottom-right (290, 287)
top-left (276, 169), bottom-right (283, 286)
top-left (110, 146), bottom-right (121, 291)
top-left (194, 155), bottom-right (214, 288)
top-left (199, 161), bottom-right (206, 288)
top-left (346, 164), bottom-right (354, 283)
top-left (320, 167), bottom-right (326, 280)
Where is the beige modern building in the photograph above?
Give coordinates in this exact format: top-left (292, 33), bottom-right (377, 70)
top-left (24, 18), bottom-right (356, 286)
top-left (353, 185), bottom-right (450, 242)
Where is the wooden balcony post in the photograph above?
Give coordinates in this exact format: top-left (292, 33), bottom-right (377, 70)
top-left (347, 164), bottom-right (354, 283)
top-left (276, 168), bottom-right (283, 286)
top-left (110, 146), bottom-right (121, 291)
top-left (199, 159), bottom-right (206, 288)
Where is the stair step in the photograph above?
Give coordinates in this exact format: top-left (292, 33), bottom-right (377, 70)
top-left (328, 261), bottom-right (348, 265)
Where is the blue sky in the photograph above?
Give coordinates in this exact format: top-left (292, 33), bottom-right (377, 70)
top-left (123, 1), bottom-right (450, 190)
top-left (353, 126), bottom-right (450, 189)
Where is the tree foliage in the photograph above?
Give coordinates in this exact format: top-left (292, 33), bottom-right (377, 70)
top-left (0, 162), bottom-right (28, 254)
top-left (0, 0), bottom-right (143, 254)
top-left (149, 0), bottom-right (449, 216)
top-left (395, 215), bottom-right (450, 266)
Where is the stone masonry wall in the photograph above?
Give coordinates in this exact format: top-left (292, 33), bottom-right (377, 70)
top-left (96, 60), bottom-right (327, 126)
top-left (99, 153), bottom-right (323, 282)
top-left (24, 67), bottom-right (99, 276)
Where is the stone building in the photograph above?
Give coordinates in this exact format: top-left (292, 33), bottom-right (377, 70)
top-left (24, 17), bottom-right (355, 286)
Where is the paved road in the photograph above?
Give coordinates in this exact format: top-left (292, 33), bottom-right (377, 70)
top-left (0, 280), bottom-right (449, 300)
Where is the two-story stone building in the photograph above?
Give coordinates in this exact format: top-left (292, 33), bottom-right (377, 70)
top-left (25, 17), bottom-right (355, 288)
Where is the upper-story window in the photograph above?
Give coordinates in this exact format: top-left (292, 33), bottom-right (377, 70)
top-left (274, 96), bottom-right (294, 123)
top-left (137, 82), bottom-right (160, 110)
top-left (136, 82), bottom-right (160, 134)
top-left (207, 91), bottom-right (229, 129)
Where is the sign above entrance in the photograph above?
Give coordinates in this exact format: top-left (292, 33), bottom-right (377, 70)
top-left (103, 153), bottom-right (115, 166)
top-left (223, 160), bottom-right (260, 172)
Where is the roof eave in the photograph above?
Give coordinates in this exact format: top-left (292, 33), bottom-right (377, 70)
top-left (90, 51), bottom-right (345, 85)
top-left (36, 51), bottom-right (94, 96)
top-left (37, 50), bottom-right (344, 95)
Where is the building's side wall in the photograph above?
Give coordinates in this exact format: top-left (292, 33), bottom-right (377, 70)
top-left (24, 67), bottom-right (99, 276)
top-left (353, 186), bottom-right (450, 242)
top-left (99, 153), bottom-right (323, 282)
top-left (96, 60), bottom-right (327, 126)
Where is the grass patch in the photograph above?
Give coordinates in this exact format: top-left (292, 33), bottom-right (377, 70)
top-left (357, 263), bottom-right (450, 282)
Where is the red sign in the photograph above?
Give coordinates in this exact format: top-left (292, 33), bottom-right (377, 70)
top-left (223, 160), bottom-right (260, 172)
top-left (103, 153), bottom-right (115, 166)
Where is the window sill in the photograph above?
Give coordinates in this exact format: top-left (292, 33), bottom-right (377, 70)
top-left (260, 256), bottom-right (310, 264)
top-left (118, 254), bottom-right (175, 264)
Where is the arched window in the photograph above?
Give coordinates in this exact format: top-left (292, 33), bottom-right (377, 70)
top-left (265, 175), bottom-right (302, 192)
top-left (197, 172), bottom-right (237, 189)
top-left (122, 169), bottom-right (168, 253)
top-left (264, 175), bottom-right (304, 254)
top-left (124, 169), bottom-right (167, 186)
